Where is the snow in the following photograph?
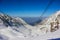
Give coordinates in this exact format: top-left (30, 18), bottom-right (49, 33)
top-left (0, 11), bottom-right (60, 40)
top-left (0, 29), bottom-right (60, 40)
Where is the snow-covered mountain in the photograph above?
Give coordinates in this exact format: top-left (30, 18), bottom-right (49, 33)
top-left (35, 11), bottom-right (60, 32)
top-left (0, 13), bottom-right (28, 27)
top-left (0, 11), bottom-right (60, 40)
top-left (0, 12), bottom-right (33, 36)
top-left (0, 12), bottom-right (36, 38)
top-left (38, 11), bottom-right (60, 25)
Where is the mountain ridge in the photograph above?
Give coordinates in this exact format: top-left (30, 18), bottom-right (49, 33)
top-left (0, 11), bottom-right (60, 40)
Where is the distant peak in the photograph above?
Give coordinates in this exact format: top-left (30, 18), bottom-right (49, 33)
top-left (0, 12), bottom-right (4, 16)
top-left (56, 10), bottom-right (60, 15)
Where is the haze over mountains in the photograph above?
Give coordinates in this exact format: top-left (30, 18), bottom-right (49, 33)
top-left (0, 11), bottom-right (60, 40)
top-left (21, 17), bottom-right (46, 26)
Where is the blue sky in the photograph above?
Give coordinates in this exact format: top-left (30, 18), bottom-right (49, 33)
top-left (0, 0), bottom-right (60, 17)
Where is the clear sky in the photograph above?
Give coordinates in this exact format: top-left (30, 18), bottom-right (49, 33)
top-left (0, 0), bottom-right (60, 17)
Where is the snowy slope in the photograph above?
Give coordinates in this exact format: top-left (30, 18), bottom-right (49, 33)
top-left (38, 11), bottom-right (60, 25)
top-left (34, 11), bottom-right (60, 33)
top-left (0, 27), bottom-right (60, 40)
top-left (0, 13), bottom-right (33, 37)
top-left (0, 11), bottom-right (60, 40)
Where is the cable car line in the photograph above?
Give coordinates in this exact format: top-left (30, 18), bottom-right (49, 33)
top-left (40, 0), bottom-right (54, 18)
